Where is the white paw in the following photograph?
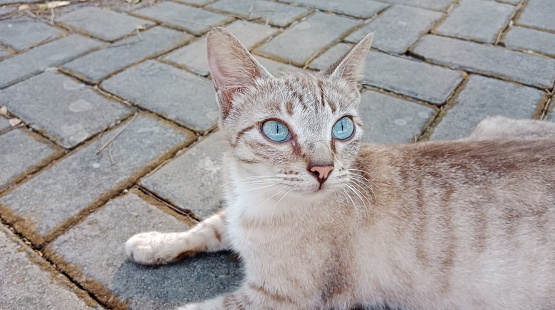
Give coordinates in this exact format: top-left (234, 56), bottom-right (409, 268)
top-left (125, 231), bottom-right (172, 265)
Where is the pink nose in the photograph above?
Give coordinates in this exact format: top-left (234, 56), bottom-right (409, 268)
top-left (309, 165), bottom-right (334, 183)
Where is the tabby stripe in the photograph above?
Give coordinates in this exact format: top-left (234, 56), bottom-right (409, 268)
top-left (318, 79), bottom-right (325, 107)
top-left (232, 124), bottom-right (256, 147)
top-left (248, 283), bottom-right (294, 304)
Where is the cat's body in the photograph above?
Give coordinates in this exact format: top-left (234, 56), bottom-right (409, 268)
top-left (125, 28), bottom-right (555, 310)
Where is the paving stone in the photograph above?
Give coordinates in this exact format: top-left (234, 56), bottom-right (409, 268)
top-left (498, 0), bottom-right (520, 4)
top-left (62, 27), bottom-right (192, 84)
top-left (47, 191), bottom-right (242, 309)
top-left (359, 90), bottom-right (435, 144)
top-left (133, 2), bottom-right (232, 35)
top-left (0, 127), bottom-right (60, 192)
top-left (435, 0), bottom-right (515, 44)
top-left (0, 226), bottom-right (99, 310)
top-left (163, 20), bottom-right (277, 76)
top-left (346, 5), bottom-right (442, 54)
top-left (0, 6), bottom-right (16, 16)
top-left (207, 0), bottom-right (309, 27)
top-left (257, 12), bottom-right (360, 65)
top-left (57, 7), bottom-right (154, 42)
top-left (102, 60), bottom-right (218, 132)
top-left (142, 132), bottom-right (226, 219)
top-left (0, 0), bottom-right (39, 3)
top-left (431, 75), bottom-right (543, 140)
top-left (362, 51), bottom-right (463, 104)
top-left (255, 56), bottom-right (306, 75)
top-left (504, 26), bottom-right (555, 57)
top-left (374, 0), bottom-right (454, 11)
top-left (0, 72), bottom-right (131, 148)
top-left (0, 113), bottom-right (194, 243)
top-left (280, 0), bottom-right (388, 18)
top-left (308, 43), bottom-right (352, 71)
top-left (0, 117), bottom-right (9, 130)
top-left (0, 47), bottom-right (9, 59)
top-left (0, 18), bottom-right (64, 51)
top-left (517, 0), bottom-right (555, 32)
top-left (0, 34), bottom-right (102, 89)
top-left (176, 0), bottom-right (214, 5)
top-left (411, 35), bottom-right (555, 89)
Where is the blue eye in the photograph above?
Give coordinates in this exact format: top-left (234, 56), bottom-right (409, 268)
top-left (332, 117), bottom-right (354, 140)
top-left (261, 120), bottom-right (290, 142)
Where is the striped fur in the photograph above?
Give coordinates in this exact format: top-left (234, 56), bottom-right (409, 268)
top-left (125, 28), bottom-right (555, 310)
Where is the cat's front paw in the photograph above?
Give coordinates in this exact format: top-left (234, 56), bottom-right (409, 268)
top-left (125, 231), bottom-right (174, 265)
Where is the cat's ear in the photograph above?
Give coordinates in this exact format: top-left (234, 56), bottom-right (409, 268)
top-left (325, 33), bottom-right (373, 86)
top-left (207, 27), bottom-right (273, 120)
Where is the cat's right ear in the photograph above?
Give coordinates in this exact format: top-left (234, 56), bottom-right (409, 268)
top-left (207, 27), bottom-right (273, 120)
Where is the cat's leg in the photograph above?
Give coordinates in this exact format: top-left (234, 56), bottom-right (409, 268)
top-left (125, 211), bottom-right (229, 265)
top-left (177, 284), bottom-right (302, 310)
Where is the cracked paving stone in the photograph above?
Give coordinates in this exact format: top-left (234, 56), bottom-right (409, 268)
top-left (207, 0), bottom-right (310, 27)
top-left (61, 26), bottom-right (192, 84)
top-left (142, 131), bottom-right (226, 219)
top-left (0, 34), bottom-right (102, 89)
top-left (57, 7), bottom-right (154, 42)
top-left (0, 113), bottom-right (195, 245)
top-left (411, 34), bottom-right (555, 89)
top-left (0, 226), bottom-right (99, 310)
top-left (163, 20), bottom-right (278, 76)
top-left (359, 90), bottom-right (436, 144)
top-left (257, 12), bottom-right (360, 65)
top-left (133, 2), bottom-right (232, 35)
top-left (102, 60), bottom-right (218, 132)
top-left (0, 72), bottom-right (131, 149)
top-left (431, 75), bottom-right (544, 140)
top-left (0, 125), bottom-right (60, 192)
top-left (47, 191), bottom-right (242, 309)
top-left (0, 18), bottom-right (64, 51)
top-left (346, 5), bottom-right (442, 54)
top-left (434, 0), bottom-right (516, 44)
top-left (362, 51), bottom-right (463, 104)
top-left (280, 0), bottom-right (388, 19)
top-left (517, 0), bottom-right (555, 32)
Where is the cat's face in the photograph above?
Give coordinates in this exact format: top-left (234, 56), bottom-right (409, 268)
top-left (207, 28), bottom-right (373, 199)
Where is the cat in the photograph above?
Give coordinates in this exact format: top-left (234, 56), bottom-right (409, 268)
top-left (125, 27), bottom-right (555, 310)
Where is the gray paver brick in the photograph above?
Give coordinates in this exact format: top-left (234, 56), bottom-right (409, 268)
top-left (498, 0), bottom-right (520, 4)
top-left (48, 192), bottom-right (242, 309)
top-left (504, 26), bottom-right (555, 57)
top-left (435, 0), bottom-right (515, 44)
top-left (142, 132), bottom-right (226, 219)
top-left (0, 0), bottom-right (39, 4)
top-left (280, 0), bottom-right (388, 18)
top-left (0, 226), bottom-right (98, 310)
top-left (0, 34), bottom-right (102, 89)
top-left (133, 2), bottom-right (232, 35)
top-left (346, 5), bottom-right (442, 54)
top-left (0, 114), bottom-right (194, 240)
top-left (0, 72), bottom-right (131, 148)
top-left (308, 43), bottom-right (352, 71)
top-left (360, 90), bottom-right (435, 144)
top-left (57, 7), bottom-right (154, 42)
top-left (0, 127), bottom-right (59, 192)
top-left (255, 56), bottom-right (306, 75)
top-left (431, 75), bottom-right (544, 140)
top-left (176, 0), bottom-right (214, 5)
top-left (0, 6), bottom-right (16, 16)
top-left (411, 35), bottom-right (555, 89)
top-left (257, 12), bottom-right (360, 65)
top-left (362, 51), bottom-right (463, 104)
top-left (207, 0), bottom-right (310, 27)
top-left (374, 0), bottom-right (454, 11)
top-left (0, 47), bottom-right (8, 59)
top-left (0, 18), bottom-right (64, 51)
top-left (0, 117), bottom-right (9, 130)
top-left (62, 26), bottom-right (192, 84)
top-left (163, 20), bottom-right (278, 76)
top-left (102, 60), bottom-right (218, 132)
top-left (517, 0), bottom-right (555, 32)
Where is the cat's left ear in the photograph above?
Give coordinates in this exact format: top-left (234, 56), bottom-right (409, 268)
top-left (325, 33), bottom-right (373, 87)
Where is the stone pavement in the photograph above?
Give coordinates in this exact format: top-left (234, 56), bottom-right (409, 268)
top-left (0, 0), bottom-right (553, 309)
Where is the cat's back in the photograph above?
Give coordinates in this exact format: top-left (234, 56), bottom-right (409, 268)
top-left (353, 136), bottom-right (555, 310)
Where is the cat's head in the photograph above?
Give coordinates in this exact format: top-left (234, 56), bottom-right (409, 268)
top-left (207, 27), bottom-right (373, 199)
